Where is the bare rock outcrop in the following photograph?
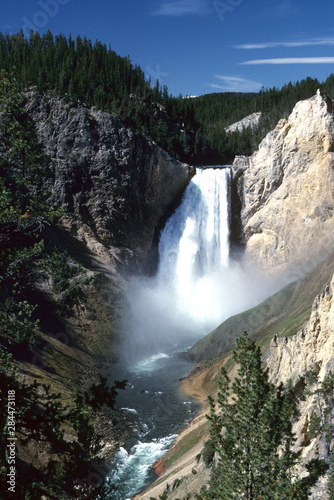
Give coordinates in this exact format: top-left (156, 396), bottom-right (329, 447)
top-left (268, 273), bottom-right (334, 386)
top-left (225, 111), bottom-right (262, 133)
top-left (24, 92), bottom-right (194, 270)
top-left (233, 90), bottom-right (334, 275)
top-left (267, 272), bottom-right (334, 496)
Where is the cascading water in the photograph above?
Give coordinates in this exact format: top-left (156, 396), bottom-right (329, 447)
top-left (160, 167), bottom-right (230, 274)
top-left (122, 167), bottom-right (235, 359)
top-left (108, 166), bottom-right (276, 498)
top-left (157, 167), bottom-right (231, 324)
top-left (107, 167), bottom-right (234, 499)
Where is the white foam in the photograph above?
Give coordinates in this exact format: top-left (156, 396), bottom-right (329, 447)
top-left (109, 434), bottom-right (178, 498)
top-left (130, 353), bottom-right (170, 374)
top-left (122, 407), bottom-right (138, 414)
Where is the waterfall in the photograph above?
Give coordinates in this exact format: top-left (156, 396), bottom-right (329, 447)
top-left (124, 163), bottom-right (277, 358)
top-left (124, 167), bottom-right (235, 358)
top-left (156, 167), bottom-right (231, 324)
top-left (159, 167), bottom-right (230, 286)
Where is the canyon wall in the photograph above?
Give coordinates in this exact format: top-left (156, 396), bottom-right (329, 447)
top-left (267, 272), bottom-right (334, 497)
top-left (233, 90), bottom-right (334, 277)
top-left (268, 272), bottom-right (334, 389)
top-left (24, 92), bottom-right (194, 271)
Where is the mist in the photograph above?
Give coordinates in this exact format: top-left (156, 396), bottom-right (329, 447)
top-left (121, 168), bottom-right (281, 363)
top-left (122, 261), bottom-right (281, 362)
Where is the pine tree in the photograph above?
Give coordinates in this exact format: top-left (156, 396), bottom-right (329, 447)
top-left (0, 70), bottom-right (59, 349)
top-left (0, 69), bottom-right (52, 224)
top-left (199, 332), bottom-right (322, 499)
top-left (307, 369), bottom-right (334, 497)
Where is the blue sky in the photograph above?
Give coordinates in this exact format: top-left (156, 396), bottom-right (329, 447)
top-left (2, 0), bottom-right (334, 96)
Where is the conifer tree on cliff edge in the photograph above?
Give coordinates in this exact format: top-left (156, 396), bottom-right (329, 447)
top-left (197, 332), bottom-right (326, 499)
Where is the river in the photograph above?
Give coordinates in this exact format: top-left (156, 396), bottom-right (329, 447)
top-left (106, 167), bottom-right (272, 498)
top-left (107, 343), bottom-right (201, 499)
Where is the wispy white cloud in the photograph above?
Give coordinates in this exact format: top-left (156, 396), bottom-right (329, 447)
top-left (208, 76), bottom-right (263, 92)
top-left (235, 39), bottom-right (334, 50)
top-left (241, 57), bottom-right (334, 65)
top-left (153, 0), bottom-right (209, 16)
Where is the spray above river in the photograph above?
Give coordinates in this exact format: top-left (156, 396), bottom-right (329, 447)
top-left (109, 167), bottom-right (278, 497)
top-left (124, 166), bottom-right (271, 358)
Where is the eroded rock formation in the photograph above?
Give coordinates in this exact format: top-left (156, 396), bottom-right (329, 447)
top-left (268, 273), bottom-right (334, 387)
top-left (24, 92), bottom-right (194, 271)
top-left (267, 272), bottom-right (334, 496)
top-left (225, 111), bottom-right (262, 133)
top-left (233, 90), bottom-right (334, 275)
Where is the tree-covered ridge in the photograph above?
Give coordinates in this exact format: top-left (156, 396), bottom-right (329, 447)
top-left (0, 30), bottom-right (148, 109)
top-left (192, 75), bottom-right (334, 163)
top-left (0, 30), bottom-right (198, 162)
top-left (3, 30), bottom-right (334, 165)
top-left (193, 77), bottom-right (334, 130)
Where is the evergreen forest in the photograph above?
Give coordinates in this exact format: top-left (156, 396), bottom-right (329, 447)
top-left (1, 30), bottom-right (334, 164)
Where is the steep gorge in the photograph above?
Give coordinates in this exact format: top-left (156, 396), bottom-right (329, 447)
top-left (41, 89), bottom-right (334, 498)
top-left (0, 89), bottom-right (195, 496)
top-left (140, 91), bottom-right (334, 499)
top-left (3, 86), bottom-right (334, 497)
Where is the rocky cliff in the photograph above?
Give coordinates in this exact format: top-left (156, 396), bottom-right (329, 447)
top-left (233, 90), bottom-right (334, 276)
top-left (267, 271), bottom-right (334, 496)
top-left (268, 272), bottom-right (334, 388)
top-left (0, 90), bottom-right (196, 496)
top-left (24, 92), bottom-right (194, 272)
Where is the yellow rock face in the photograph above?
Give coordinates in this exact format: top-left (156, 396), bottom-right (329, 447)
top-left (235, 90), bottom-right (334, 278)
top-left (267, 272), bottom-right (334, 480)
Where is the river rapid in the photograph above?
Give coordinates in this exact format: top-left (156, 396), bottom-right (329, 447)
top-left (107, 343), bottom-right (201, 499)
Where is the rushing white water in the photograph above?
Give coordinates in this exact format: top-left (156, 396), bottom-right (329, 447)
top-left (107, 352), bottom-right (197, 499)
top-left (131, 353), bottom-right (170, 374)
top-left (157, 167), bottom-right (231, 323)
top-left (109, 167), bottom-right (279, 498)
top-left (110, 434), bottom-right (178, 499)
